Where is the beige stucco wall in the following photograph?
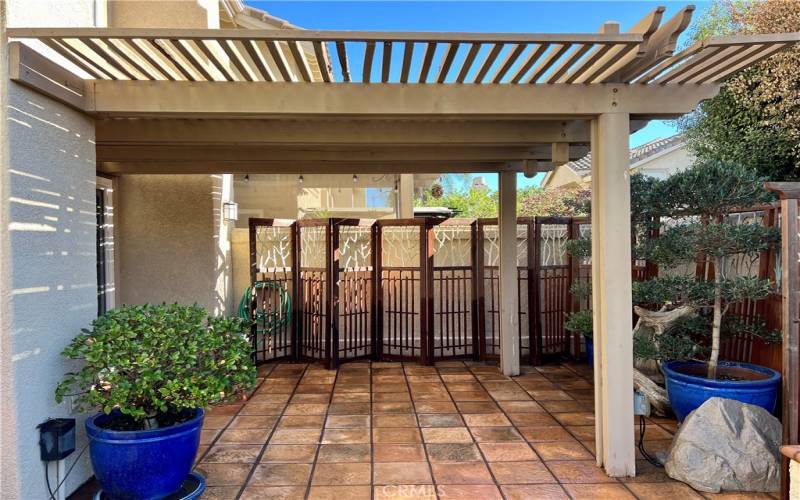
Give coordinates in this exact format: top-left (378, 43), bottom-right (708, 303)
top-left (116, 175), bottom-right (234, 314)
top-left (108, 0), bottom-right (218, 28)
top-left (3, 1), bottom-right (101, 498)
top-left (632, 145), bottom-right (694, 179)
top-left (543, 165), bottom-right (583, 189)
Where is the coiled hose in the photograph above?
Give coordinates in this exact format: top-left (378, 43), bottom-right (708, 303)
top-left (238, 280), bottom-right (291, 335)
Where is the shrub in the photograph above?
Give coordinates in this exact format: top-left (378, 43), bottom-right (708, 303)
top-left (56, 304), bottom-right (257, 427)
top-left (564, 310), bottom-right (593, 338)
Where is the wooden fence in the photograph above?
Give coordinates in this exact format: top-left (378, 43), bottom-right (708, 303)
top-left (247, 209), bottom-right (783, 370)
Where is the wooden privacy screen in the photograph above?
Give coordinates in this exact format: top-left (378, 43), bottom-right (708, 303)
top-left (249, 216), bottom-right (584, 368)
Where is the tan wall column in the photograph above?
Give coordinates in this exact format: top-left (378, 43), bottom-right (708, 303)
top-left (398, 173), bottom-right (414, 218)
top-left (591, 113), bottom-right (635, 476)
top-left (498, 171), bottom-right (520, 376)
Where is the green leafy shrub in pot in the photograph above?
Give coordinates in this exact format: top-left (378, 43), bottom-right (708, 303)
top-left (564, 310), bottom-right (593, 338)
top-left (56, 303), bottom-right (257, 430)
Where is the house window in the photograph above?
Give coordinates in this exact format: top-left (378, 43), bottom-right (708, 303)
top-left (96, 177), bottom-right (115, 315)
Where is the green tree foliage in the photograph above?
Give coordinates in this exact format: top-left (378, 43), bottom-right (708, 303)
top-left (56, 304), bottom-right (257, 428)
top-left (564, 161), bottom-right (780, 376)
top-left (679, 0), bottom-right (800, 180)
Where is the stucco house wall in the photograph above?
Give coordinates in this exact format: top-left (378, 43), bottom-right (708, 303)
top-left (116, 175), bottom-right (235, 314)
top-left (3, 1), bottom-right (99, 497)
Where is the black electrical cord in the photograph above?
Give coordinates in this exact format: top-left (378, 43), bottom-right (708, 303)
top-left (44, 439), bottom-right (91, 500)
top-left (638, 415), bottom-right (664, 468)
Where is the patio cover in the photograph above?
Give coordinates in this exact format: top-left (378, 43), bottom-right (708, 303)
top-left (7, 5), bottom-right (800, 479)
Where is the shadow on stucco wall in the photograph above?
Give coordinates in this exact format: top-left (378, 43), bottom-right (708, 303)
top-left (7, 82), bottom-right (96, 499)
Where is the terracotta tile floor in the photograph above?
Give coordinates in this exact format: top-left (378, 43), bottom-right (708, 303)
top-left (192, 360), bottom-right (776, 500)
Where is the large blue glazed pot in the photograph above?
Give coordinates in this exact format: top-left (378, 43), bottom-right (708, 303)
top-left (86, 408), bottom-right (204, 500)
top-left (663, 360), bottom-right (780, 421)
top-left (585, 336), bottom-right (593, 367)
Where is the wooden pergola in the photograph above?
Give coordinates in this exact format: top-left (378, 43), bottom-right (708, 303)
top-left (8, 5), bottom-right (800, 477)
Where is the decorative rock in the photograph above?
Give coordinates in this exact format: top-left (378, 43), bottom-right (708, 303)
top-left (665, 397), bottom-right (781, 493)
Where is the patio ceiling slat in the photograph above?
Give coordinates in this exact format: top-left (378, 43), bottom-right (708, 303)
top-left (695, 43), bottom-right (790, 83)
top-left (545, 43), bottom-right (593, 84)
top-left (400, 41), bottom-right (414, 84)
top-left (267, 40), bottom-right (296, 82)
top-left (362, 41), bottom-right (376, 83)
top-left (244, 40), bottom-right (277, 82)
top-left (382, 41), bottom-right (392, 83)
top-left (151, 39), bottom-right (197, 81)
top-left (335, 41), bottom-right (351, 82)
top-left (220, 39), bottom-right (256, 82)
top-left (194, 40), bottom-right (235, 81)
top-left (39, 37), bottom-right (110, 79)
top-left (288, 41), bottom-right (313, 82)
top-left (490, 43), bottom-right (526, 84)
top-left (653, 46), bottom-right (727, 84)
top-left (472, 43), bottom-right (504, 84)
top-left (8, 27), bottom-right (799, 86)
top-left (670, 45), bottom-right (746, 84)
top-left (103, 39), bottom-right (161, 80)
top-left (78, 38), bottom-right (137, 79)
top-left (123, 39), bottom-right (175, 80)
top-left (417, 42), bottom-right (436, 84)
top-left (312, 41), bottom-right (331, 83)
top-left (436, 42), bottom-right (459, 83)
top-left (525, 43), bottom-right (570, 84)
top-left (561, 43), bottom-right (614, 84)
top-left (169, 39), bottom-right (216, 81)
top-left (455, 43), bottom-right (481, 84)
top-left (509, 43), bottom-right (547, 84)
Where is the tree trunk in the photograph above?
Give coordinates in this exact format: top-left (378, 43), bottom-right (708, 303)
top-left (708, 255), bottom-right (723, 379)
top-left (633, 368), bottom-right (670, 416)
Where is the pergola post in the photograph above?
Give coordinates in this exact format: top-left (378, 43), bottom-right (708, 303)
top-left (591, 112), bottom-right (636, 476)
top-left (498, 171), bottom-right (520, 376)
top-left (398, 174), bottom-right (414, 218)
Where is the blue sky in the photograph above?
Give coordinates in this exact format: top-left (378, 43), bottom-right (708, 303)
top-left (248, 1), bottom-right (710, 189)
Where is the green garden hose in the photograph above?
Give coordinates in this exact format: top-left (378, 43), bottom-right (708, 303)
top-left (238, 281), bottom-right (291, 335)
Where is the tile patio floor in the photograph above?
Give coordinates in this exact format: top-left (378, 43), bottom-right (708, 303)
top-left (195, 360), bottom-right (777, 500)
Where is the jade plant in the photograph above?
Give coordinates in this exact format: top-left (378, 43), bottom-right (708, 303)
top-left (56, 303), bottom-right (257, 429)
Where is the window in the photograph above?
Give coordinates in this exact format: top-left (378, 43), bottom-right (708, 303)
top-left (96, 177), bottom-right (115, 315)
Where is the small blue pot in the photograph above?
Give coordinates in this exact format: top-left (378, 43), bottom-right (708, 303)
top-left (86, 408), bottom-right (204, 500)
top-left (663, 360), bottom-right (781, 422)
top-left (585, 336), bottom-right (593, 367)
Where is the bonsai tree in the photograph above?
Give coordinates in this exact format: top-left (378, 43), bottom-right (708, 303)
top-left (633, 161), bottom-right (780, 378)
top-left (56, 303), bottom-right (257, 429)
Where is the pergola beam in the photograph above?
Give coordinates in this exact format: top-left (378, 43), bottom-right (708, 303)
top-left (95, 144), bottom-right (589, 163)
top-left (95, 118), bottom-right (594, 145)
top-left (98, 159), bottom-right (520, 175)
top-left (85, 81), bottom-right (719, 118)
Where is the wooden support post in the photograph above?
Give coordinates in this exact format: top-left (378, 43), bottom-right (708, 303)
top-left (329, 219), bottom-right (340, 369)
top-left (591, 112), bottom-right (635, 477)
top-left (498, 171), bottom-right (520, 376)
top-left (470, 221), bottom-right (481, 361)
top-left (399, 174), bottom-right (415, 218)
top-left (764, 183), bottom-right (800, 500)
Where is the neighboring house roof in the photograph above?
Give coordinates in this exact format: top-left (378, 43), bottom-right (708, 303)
top-left (565, 135), bottom-right (686, 177)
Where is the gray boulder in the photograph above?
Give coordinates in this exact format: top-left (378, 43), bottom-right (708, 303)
top-left (665, 397), bottom-right (781, 493)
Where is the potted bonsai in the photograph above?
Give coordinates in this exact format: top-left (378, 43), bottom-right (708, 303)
top-left (56, 304), bottom-right (256, 499)
top-left (565, 309), bottom-right (593, 365)
top-left (633, 161), bottom-right (781, 421)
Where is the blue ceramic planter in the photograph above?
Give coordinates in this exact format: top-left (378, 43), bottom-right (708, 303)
top-left (663, 360), bottom-right (780, 421)
top-left (86, 408), bottom-right (204, 500)
top-left (585, 336), bottom-right (594, 367)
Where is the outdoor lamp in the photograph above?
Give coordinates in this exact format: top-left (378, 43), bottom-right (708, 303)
top-left (223, 202), bottom-right (238, 222)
